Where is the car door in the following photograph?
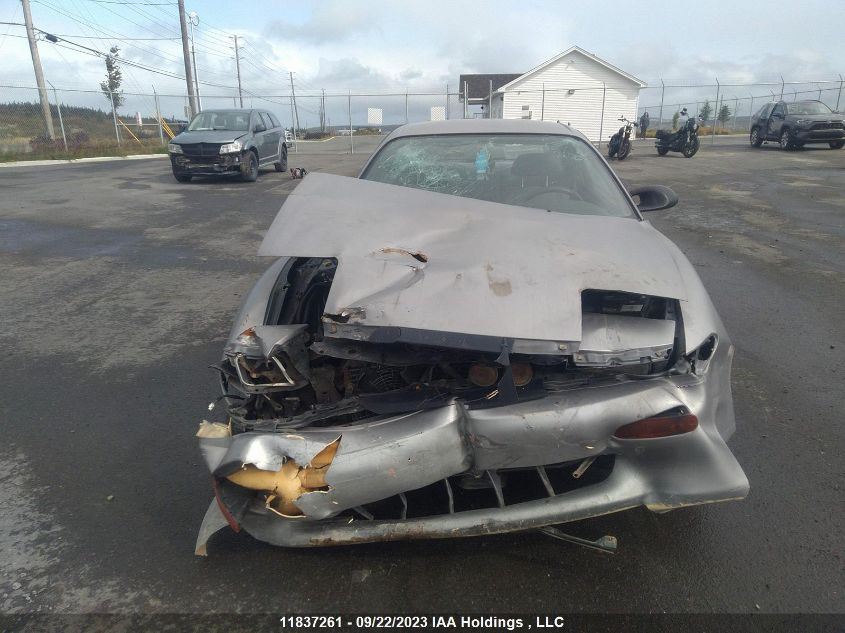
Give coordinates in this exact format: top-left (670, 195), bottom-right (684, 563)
top-left (263, 112), bottom-right (282, 159)
top-left (767, 103), bottom-right (786, 140)
top-left (258, 113), bottom-right (279, 164)
top-left (267, 112), bottom-right (284, 154)
top-left (250, 112), bottom-right (268, 162)
top-left (753, 104), bottom-right (770, 133)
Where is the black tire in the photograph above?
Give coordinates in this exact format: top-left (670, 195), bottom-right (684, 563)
top-left (607, 142), bottom-right (617, 158)
top-left (173, 170), bottom-right (192, 182)
top-left (657, 146), bottom-right (669, 156)
top-left (274, 142), bottom-right (288, 172)
top-left (241, 150), bottom-right (258, 182)
top-left (829, 140), bottom-right (844, 149)
top-left (750, 127), bottom-right (763, 148)
top-left (779, 128), bottom-right (795, 151)
top-left (682, 136), bottom-right (700, 158)
top-left (617, 139), bottom-right (631, 160)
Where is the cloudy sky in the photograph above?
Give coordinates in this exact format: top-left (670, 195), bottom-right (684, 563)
top-left (1, 0), bottom-right (842, 123)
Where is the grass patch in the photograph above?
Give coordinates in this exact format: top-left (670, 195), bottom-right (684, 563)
top-left (0, 140), bottom-right (167, 163)
top-left (643, 127), bottom-right (742, 138)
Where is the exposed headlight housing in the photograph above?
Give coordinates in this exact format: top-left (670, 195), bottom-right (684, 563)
top-left (219, 140), bottom-right (243, 154)
top-left (167, 143), bottom-right (182, 154)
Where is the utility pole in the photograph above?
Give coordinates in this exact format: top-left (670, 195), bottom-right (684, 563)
top-left (289, 71), bottom-right (300, 131)
top-left (232, 35), bottom-right (243, 107)
top-left (46, 80), bottom-right (66, 150)
top-left (712, 78), bottom-right (720, 145)
top-left (21, 0), bottom-right (55, 138)
top-left (188, 11), bottom-right (201, 111)
top-left (320, 88), bottom-right (326, 133)
top-left (177, 0), bottom-right (198, 117)
top-left (153, 84), bottom-right (164, 144)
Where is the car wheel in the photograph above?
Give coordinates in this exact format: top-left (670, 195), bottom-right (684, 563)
top-left (657, 146), bottom-right (669, 156)
top-left (241, 150), bottom-right (259, 182)
top-left (274, 142), bottom-right (288, 172)
top-left (173, 170), bottom-right (192, 182)
top-left (779, 129), bottom-right (795, 150)
top-left (829, 140), bottom-right (844, 149)
top-left (750, 127), bottom-right (763, 148)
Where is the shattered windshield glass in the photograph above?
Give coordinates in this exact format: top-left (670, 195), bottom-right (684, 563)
top-left (188, 110), bottom-right (251, 132)
top-left (361, 134), bottom-right (636, 218)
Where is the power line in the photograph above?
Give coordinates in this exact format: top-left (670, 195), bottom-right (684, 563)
top-left (49, 35), bottom-right (243, 91)
top-left (0, 5), bottom-right (21, 51)
top-left (33, 0), bottom-right (236, 80)
top-left (34, 0), bottom-right (172, 43)
top-left (77, 0), bottom-right (176, 5)
top-left (53, 33), bottom-right (179, 40)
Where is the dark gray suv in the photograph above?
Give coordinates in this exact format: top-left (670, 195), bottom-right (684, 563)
top-left (168, 109), bottom-right (288, 182)
top-left (750, 100), bottom-right (845, 150)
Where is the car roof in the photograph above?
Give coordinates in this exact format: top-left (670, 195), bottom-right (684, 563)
top-left (383, 119), bottom-right (585, 142)
top-left (198, 109), bottom-right (258, 114)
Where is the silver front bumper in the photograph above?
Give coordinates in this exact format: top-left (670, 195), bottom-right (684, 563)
top-left (196, 343), bottom-right (748, 550)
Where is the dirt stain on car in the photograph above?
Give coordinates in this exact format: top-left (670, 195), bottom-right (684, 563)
top-left (484, 262), bottom-right (512, 296)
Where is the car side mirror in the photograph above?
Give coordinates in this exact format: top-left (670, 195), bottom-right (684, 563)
top-left (628, 185), bottom-right (679, 212)
top-left (253, 124), bottom-right (266, 133)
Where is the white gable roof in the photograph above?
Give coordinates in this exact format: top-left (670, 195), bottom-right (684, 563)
top-left (499, 46), bottom-right (647, 91)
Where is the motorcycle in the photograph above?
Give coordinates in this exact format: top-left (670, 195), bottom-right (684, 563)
top-left (655, 115), bottom-right (701, 157)
top-left (607, 116), bottom-right (636, 160)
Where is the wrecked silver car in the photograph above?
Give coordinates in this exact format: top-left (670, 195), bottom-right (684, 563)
top-left (195, 120), bottom-right (748, 554)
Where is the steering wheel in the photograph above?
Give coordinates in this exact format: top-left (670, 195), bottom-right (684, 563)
top-left (512, 186), bottom-right (583, 205)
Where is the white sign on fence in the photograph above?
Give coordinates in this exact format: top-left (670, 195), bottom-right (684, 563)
top-left (430, 106), bottom-right (446, 121)
top-left (367, 108), bottom-right (383, 125)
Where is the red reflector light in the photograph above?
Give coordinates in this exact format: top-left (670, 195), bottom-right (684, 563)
top-left (613, 413), bottom-right (698, 439)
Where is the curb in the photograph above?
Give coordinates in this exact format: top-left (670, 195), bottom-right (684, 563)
top-left (0, 153), bottom-right (169, 168)
top-left (292, 136), bottom-right (337, 143)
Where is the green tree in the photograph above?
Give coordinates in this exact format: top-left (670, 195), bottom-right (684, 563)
top-left (718, 103), bottom-right (732, 128)
top-left (672, 111), bottom-right (680, 130)
top-left (99, 46), bottom-right (125, 111)
top-left (699, 99), bottom-right (713, 123)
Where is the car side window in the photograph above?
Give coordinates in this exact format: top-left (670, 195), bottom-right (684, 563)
top-left (266, 113), bottom-right (280, 128)
top-left (772, 103), bottom-right (784, 118)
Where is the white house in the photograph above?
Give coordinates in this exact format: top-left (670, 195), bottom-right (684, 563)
top-left (460, 46), bottom-right (646, 141)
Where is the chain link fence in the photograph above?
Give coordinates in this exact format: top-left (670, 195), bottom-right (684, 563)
top-left (2, 76), bottom-right (843, 160)
top-left (637, 79), bottom-right (844, 136)
top-left (0, 83), bottom-right (468, 160)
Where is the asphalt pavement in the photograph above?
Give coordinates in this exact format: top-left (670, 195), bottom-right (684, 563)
top-left (0, 136), bottom-right (843, 624)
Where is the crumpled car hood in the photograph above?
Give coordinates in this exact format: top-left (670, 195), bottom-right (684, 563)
top-left (259, 173), bottom-right (720, 350)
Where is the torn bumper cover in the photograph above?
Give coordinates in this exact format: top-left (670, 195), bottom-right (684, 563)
top-left (196, 340), bottom-right (748, 551)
